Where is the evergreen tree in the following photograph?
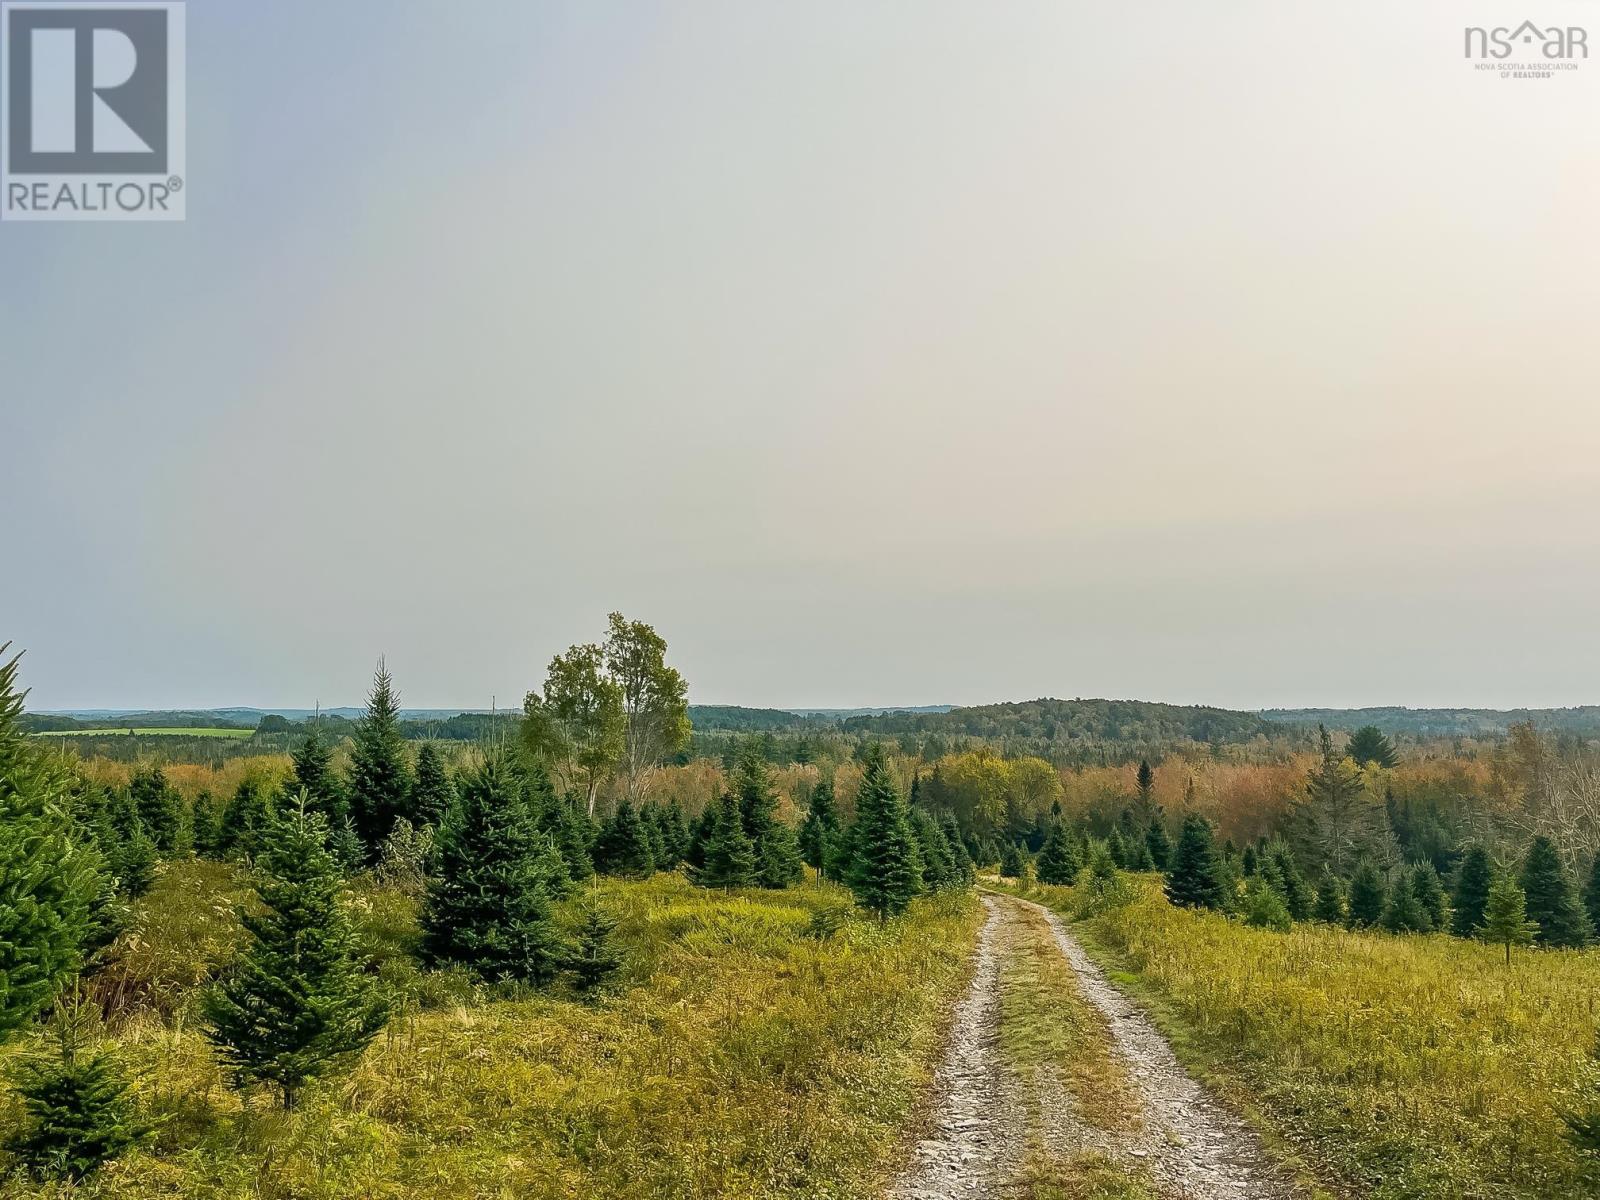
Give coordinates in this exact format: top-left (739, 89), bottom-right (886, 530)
top-left (1479, 870), bottom-right (1538, 965)
top-left (693, 793), bottom-right (756, 889)
top-left (1520, 836), bottom-right (1591, 948)
top-left (912, 810), bottom-right (959, 891)
top-left (1451, 844), bottom-right (1494, 938)
top-left (1241, 844), bottom-right (1258, 877)
top-left (999, 840), bottom-right (1027, 880)
top-left (1215, 850), bottom-right (1243, 913)
top-left (204, 798), bottom-right (388, 1107)
top-left (9, 1001), bottom-right (146, 1180)
top-left (0, 647), bottom-right (101, 1044)
top-left (553, 798), bottom-right (597, 881)
top-left (798, 778), bottom-right (840, 872)
top-left (659, 798), bottom-right (691, 867)
top-left (943, 813), bottom-right (976, 886)
top-left (1243, 879), bottom-right (1292, 931)
top-left (846, 745), bottom-right (922, 920)
top-left (755, 815), bottom-right (804, 890)
top-left (129, 765), bottom-right (184, 853)
top-left (66, 787), bottom-right (127, 959)
top-left (219, 776), bottom-right (276, 862)
top-left (1584, 853), bottom-right (1600, 938)
top-left (1271, 850), bottom-right (1313, 921)
top-left (593, 797), bottom-right (655, 879)
top-left (1381, 884), bottom-right (1432, 933)
top-left (347, 660), bottom-right (414, 856)
top-left (421, 755), bottom-right (566, 983)
top-left (1164, 814), bottom-right (1225, 910)
top-left (566, 901), bottom-right (625, 998)
top-left (190, 788), bottom-right (222, 857)
top-left (1106, 828), bottom-right (1129, 869)
top-left (411, 742), bottom-right (455, 829)
top-left (1561, 1034), bottom-right (1600, 1172)
top-left (1410, 862), bottom-right (1449, 931)
top-left (1035, 820), bottom-right (1081, 886)
top-left (530, 827), bottom-right (575, 900)
top-left (685, 803), bottom-right (716, 870)
top-left (732, 740), bottom-right (803, 889)
top-left (110, 815), bottom-right (157, 900)
top-left (1346, 860), bottom-right (1387, 928)
top-left (1134, 759), bottom-right (1156, 821)
top-left (1347, 725), bottom-right (1399, 769)
top-left (1313, 869), bottom-right (1346, 924)
top-left (1293, 726), bottom-right (1381, 876)
top-left (289, 725), bottom-right (347, 825)
top-left (1127, 836), bottom-right (1156, 872)
top-left (327, 816), bottom-right (365, 875)
top-left (639, 805), bottom-right (670, 869)
top-left (1146, 818), bottom-right (1172, 870)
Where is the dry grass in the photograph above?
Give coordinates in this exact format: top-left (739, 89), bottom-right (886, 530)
top-left (1027, 875), bottom-right (1600, 1200)
top-left (1, 866), bottom-right (981, 1200)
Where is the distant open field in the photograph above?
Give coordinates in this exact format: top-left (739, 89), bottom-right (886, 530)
top-left (33, 727), bottom-right (254, 738)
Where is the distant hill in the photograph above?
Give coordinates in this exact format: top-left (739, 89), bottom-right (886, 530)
top-left (786, 705), bottom-right (955, 718)
top-left (840, 697), bottom-right (1277, 747)
top-left (1262, 706), bottom-right (1600, 738)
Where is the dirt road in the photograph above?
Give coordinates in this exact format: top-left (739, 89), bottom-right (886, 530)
top-left (890, 892), bottom-right (1295, 1199)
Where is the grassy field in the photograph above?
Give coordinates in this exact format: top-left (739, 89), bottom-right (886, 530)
top-left (34, 727), bottom-right (254, 738)
top-left (1002, 874), bottom-right (1600, 1200)
top-left (0, 862), bottom-right (981, 1200)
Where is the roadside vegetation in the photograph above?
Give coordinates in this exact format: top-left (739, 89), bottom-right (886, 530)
top-left (0, 863), bottom-right (976, 1199)
top-left (992, 867), bottom-right (1600, 1199)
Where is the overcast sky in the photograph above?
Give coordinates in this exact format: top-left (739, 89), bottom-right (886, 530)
top-left (7, 0), bottom-right (1600, 712)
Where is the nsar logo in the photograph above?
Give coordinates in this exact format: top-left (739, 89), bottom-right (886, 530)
top-left (1, 1), bottom-right (186, 222)
top-left (1464, 21), bottom-right (1588, 60)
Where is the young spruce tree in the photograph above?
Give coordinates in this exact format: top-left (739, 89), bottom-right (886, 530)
top-left (1312, 868), bottom-right (1346, 924)
top-left (219, 776), bottom-right (276, 862)
top-left (9, 998), bottom-right (146, 1180)
top-left (204, 796), bottom-right (388, 1108)
top-left (594, 797), bottom-right (655, 879)
top-left (733, 740), bottom-right (803, 888)
top-left (1146, 818), bottom-right (1172, 871)
top-left (347, 659), bottom-right (414, 856)
top-left (411, 741), bottom-right (455, 829)
top-left (798, 778), bottom-right (840, 873)
top-left (847, 745), bottom-right (922, 920)
top-left (189, 788), bottom-right (222, 857)
top-left (1270, 849), bottom-right (1313, 921)
top-left (912, 810), bottom-right (958, 891)
top-left (1479, 869), bottom-right (1538, 966)
top-left (1035, 819), bottom-right (1081, 886)
top-left (1520, 835), bottom-right (1591, 949)
top-left (129, 765), bottom-right (184, 853)
top-left (566, 901), bottom-right (626, 999)
top-left (1451, 844), bottom-right (1494, 938)
top-left (420, 754), bottom-right (566, 985)
top-left (1345, 860), bottom-right (1387, 928)
top-left (1410, 861), bottom-right (1449, 931)
top-left (1380, 882), bottom-right (1432, 934)
top-left (693, 792), bottom-right (756, 889)
top-left (289, 725), bottom-right (348, 825)
top-left (999, 840), bottom-right (1027, 881)
top-left (0, 647), bottom-right (101, 1045)
top-left (1164, 814), bottom-right (1225, 910)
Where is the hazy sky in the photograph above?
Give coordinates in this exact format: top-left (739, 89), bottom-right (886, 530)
top-left (7, 0), bottom-right (1600, 712)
